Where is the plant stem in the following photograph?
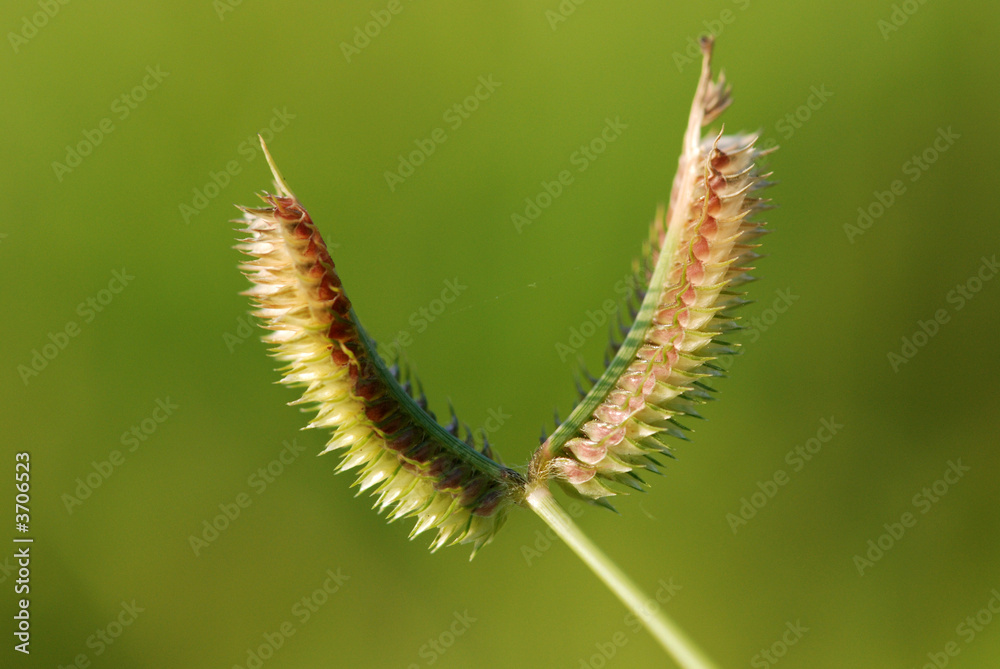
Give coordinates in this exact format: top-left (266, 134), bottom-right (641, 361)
top-left (525, 485), bottom-right (719, 669)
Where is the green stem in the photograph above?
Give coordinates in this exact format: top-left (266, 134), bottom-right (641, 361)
top-left (525, 485), bottom-right (719, 669)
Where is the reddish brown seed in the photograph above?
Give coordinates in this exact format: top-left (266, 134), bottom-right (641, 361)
top-left (364, 400), bottom-right (395, 423)
top-left (692, 235), bottom-right (711, 262)
top-left (316, 247), bottom-right (336, 270)
top-left (687, 260), bottom-right (705, 284)
top-left (402, 439), bottom-right (435, 465)
top-left (710, 149), bottom-right (730, 169)
top-left (708, 169), bottom-right (727, 192)
top-left (471, 489), bottom-right (504, 517)
top-left (292, 222), bottom-right (312, 240)
top-left (317, 280), bottom-right (336, 301)
top-left (377, 413), bottom-right (408, 436)
top-left (306, 261), bottom-right (325, 279)
top-left (434, 467), bottom-right (466, 492)
top-left (700, 216), bottom-right (718, 240)
top-left (327, 318), bottom-right (353, 342)
top-left (268, 196), bottom-right (287, 216)
top-left (354, 376), bottom-right (383, 401)
top-left (385, 427), bottom-right (420, 453)
top-left (331, 347), bottom-right (350, 366)
top-left (680, 285), bottom-right (698, 307)
top-left (426, 454), bottom-right (452, 478)
top-left (654, 306), bottom-right (679, 326)
top-left (331, 293), bottom-right (352, 315)
top-left (706, 193), bottom-right (721, 217)
top-left (459, 476), bottom-right (487, 506)
top-left (665, 346), bottom-right (679, 366)
top-left (660, 286), bottom-right (683, 304)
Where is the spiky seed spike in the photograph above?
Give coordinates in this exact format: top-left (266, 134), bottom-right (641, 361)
top-left (236, 138), bottom-right (524, 557)
top-left (527, 36), bottom-right (774, 500)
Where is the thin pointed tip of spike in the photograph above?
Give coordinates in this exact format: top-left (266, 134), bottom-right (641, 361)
top-left (258, 135), bottom-right (294, 198)
top-left (594, 498), bottom-right (619, 514)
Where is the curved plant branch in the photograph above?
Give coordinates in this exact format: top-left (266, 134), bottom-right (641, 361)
top-left (233, 36), bottom-right (772, 669)
top-left (236, 145), bottom-right (524, 557)
top-left (529, 38), bottom-right (770, 500)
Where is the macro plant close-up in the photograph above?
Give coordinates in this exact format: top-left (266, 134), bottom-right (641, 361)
top-left (235, 39), bottom-right (767, 667)
top-left (4, 2), bottom-right (1000, 668)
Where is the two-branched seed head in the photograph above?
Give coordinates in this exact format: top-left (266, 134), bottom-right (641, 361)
top-left (235, 36), bottom-right (772, 555)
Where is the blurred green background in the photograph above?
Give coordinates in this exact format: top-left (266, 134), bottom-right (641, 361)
top-left (3, 1), bottom-right (999, 667)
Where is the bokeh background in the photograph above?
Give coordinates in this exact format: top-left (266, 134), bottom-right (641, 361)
top-left (3, 1), bottom-right (999, 667)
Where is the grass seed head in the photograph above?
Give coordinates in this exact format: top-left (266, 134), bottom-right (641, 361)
top-left (236, 141), bottom-right (524, 557)
top-left (529, 37), bottom-right (775, 500)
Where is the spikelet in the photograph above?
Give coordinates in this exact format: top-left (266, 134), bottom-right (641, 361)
top-left (528, 37), bottom-right (774, 500)
top-left (235, 143), bottom-right (525, 557)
